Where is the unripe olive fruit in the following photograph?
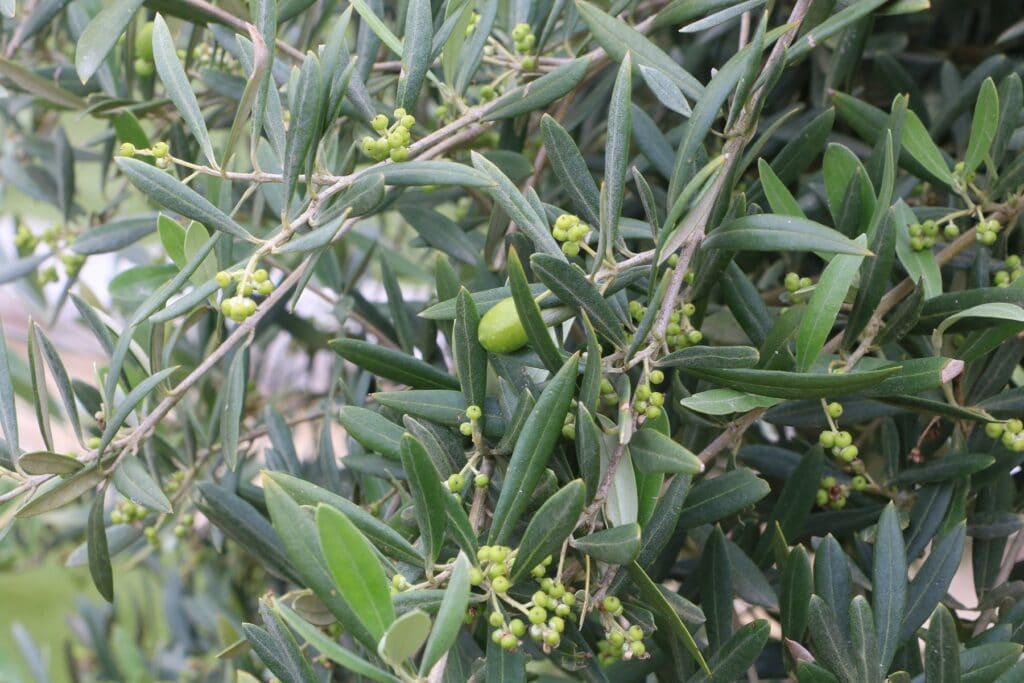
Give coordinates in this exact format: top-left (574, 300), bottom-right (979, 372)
top-left (135, 22), bottom-right (155, 62)
top-left (478, 297), bottom-right (528, 353)
top-left (134, 58), bottom-right (154, 77)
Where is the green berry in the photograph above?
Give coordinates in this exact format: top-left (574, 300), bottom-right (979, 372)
top-left (1008, 419), bottom-right (1023, 434)
top-left (821, 476), bottom-right (837, 489)
top-left (986, 422), bottom-right (1005, 439)
top-left (401, 115), bottom-right (416, 129)
top-left (500, 634), bottom-right (517, 650)
top-left (152, 141), bottom-right (169, 158)
top-left (469, 568), bottom-right (484, 585)
top-left (686, 330), bottom-right (703, 344)
top-left (682, 303), bottom-right (697, 317)
top-left (215, 271), bottom-right (231, 288)
top-left (834, 431), bottom-right (853, 448)
top-left (509, 619), bottom-right (526, 637)
top-left (544, 631), bottom-right (560, 648)
top-left (372, 114), bottom-right (389, 131)
top-left (629, 641), bottom-right (646, 657)
top-left (628, 625), bottom-right (643, 641)
top-left (819, 431), bottom-right (836, 448)
top-left (943, 224), bottom-right (960, 240)
top-left (466, 405), bottom-right (482, 420)
top-left (257, 281), bottom-right (273, 296)
top-left (645, 405), bottom-right (662, 420)
top-left (649, 370), bottom-right (665, 385)
top-left (602, 596), bottom-right (621, 613)
top-left (839, 445), bottom-right (859, 462)
top-left (460, 422), bottom-right (473, 436)
top-left (474, 473), bottom-right (489, 488)
top-left (549, 616), bottom-right (565, 633)
top-left (447, 473), bottom-right (466, 492)
top-left (851, 475), bottom-right (867, 491)
top-left (528, 606), bottom-right (547, 624)
top-left (492, 576), bottom-right (510, 593)
top-left (489, 611), bottom-right (504, 627)
top-left (135, 58), bottom-right (154, 77)
top-left (816, 489), bottom-right (829, 506)
top-left (119, 142), bottom-right (136, 157)
top-left (910, 236), bottom-right (924, 251)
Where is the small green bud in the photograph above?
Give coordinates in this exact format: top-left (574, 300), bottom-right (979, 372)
top-left (466, 405), bottom-right (482, 420)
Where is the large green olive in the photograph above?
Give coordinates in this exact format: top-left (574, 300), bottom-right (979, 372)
top-left (478, 297), bottom-right (528, 354)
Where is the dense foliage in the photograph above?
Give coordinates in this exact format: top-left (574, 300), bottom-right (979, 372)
top-left (3, 0), bottom-right (1024, 680)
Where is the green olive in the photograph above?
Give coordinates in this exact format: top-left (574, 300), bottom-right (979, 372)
top-left (478, 297), bottom-right (528, 354)
top-left (135, 22), bottom-right (155, 62)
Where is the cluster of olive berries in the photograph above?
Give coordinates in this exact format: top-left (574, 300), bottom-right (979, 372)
top-left (908, 219), bottom-right (959, 252)
top-left (459, 404), bottom-right (483, 436)
top-left (164, 469), bottom-right (187, 494)
top-left (524, 575), bottom-right (575, 651)
top-left (975, 218), bottom-right (1003, 246)
top-left (132, 22), bottom-right (155, 77)
top-left (783, 272), bottom-right (814, 299)
top-left (599, 377), bottom-right (619, 407)
top-left (985, 420), bottom-right (1024, 452)
top-left (595, 596), bottom-right (647, 665)
top-left (662, 302), bottom-right (703, 350)
top-left (14, 224), bottom-right (38, 255)
top-left (361, 109), bottom-right (416, 162)
top-left (552, 214), bottom-right (590, 257)
top-left (110, 500), bottom-right (149, 525)
top-left (993, 255), bottom-right (1023, 287)
top-left (471, 544), bottom-right (516, 595)
top-left (634, 371), bottom-right (666, 421)
top-left (511, 23), bottom-right (537, 69)
top-left (172, 513), bottom-right (194, 539)
top-left (218, 268), bottom-right (273, 322)
top-left (119, 140), bottom-right (171, 168)
top-left (816, 476), bottom-right (849, 509)
top-left (561, 411), bottom-right (576, 440)
top-left (465, 11), bottom-right (481, 36)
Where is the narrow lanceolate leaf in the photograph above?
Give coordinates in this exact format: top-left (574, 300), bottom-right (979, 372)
top-left (453, 288), bottom-right (487, 410)
top-left (224, 33), bottom-right (270, 169)
top-left (316, 504), bottom-right (396, 641)
top-left (808, 596), bottom-right (855, 682)
top-left (899, 524), bottom-right (965, 643)
top-left (399, 434), bottom-right (447, 567)
top-left (419, 553), bottom-right (471, 676)
top-left (849, 597), bottom-right (880, 683)
top-left (18, 466), bottom-right (105, 517)
top-left (74, 0), bottom-right (144, 83)
top-left (925, 605), bottom-right (960, 683)
top-left (489, 354), bottom-right (578, 544)
top-left (483, 59), bottom-right (589, 121)
top-left (639, 64), bottom-right (691, 116)
top-left (152, 15), bottom-right (216, 166)
top-left (221, 348), bottom-right (247, 470)
top-left (629, 428), bottom-right (703, 475)
top-left (88, 493), bottom-right (114, 602)
top-left (541, 114), bottom-right (600, 225)
top-left (701, 527), bottom-right (733, 654)
top-left (686, 620), bottom-right (770, 683)
top-left (531, 254), bottom-right (626, 348)
top-left (0, 58), bottom-right (86, 109)
top-left (627, 562), bottom-right (710, 673)
top-left (31, 322), bottom-right (82, 442)
top-left (283, 53), bottom-right (322, 208)
top-left (0, 321), bottom-right (19, 455)
top-left (18, 451), bottom-right (84, 475)
top-left (329, 338), bottom-right (459, 390)
top-left (507, 248), bottom-right (563, 373)
top-left (682, 365), bottom-right (900, 400)
top-left (115, 158), bottom-right (255, 242)
top-left (796, 236), bottom-right (867, 372)
top-left (780, 546), bottom-right (812, 640)
top-left (703, 215), bottom-right (873, 256)
top-left (510, 480), bottom-right (585, 583)
top-left (396, 0), bottom-right (431, 111)
top-left (603, 53), bottom-right (632, 252)
top-left (576, 0), bottom-right (703, 100)
top-left (873, 503), bottom-right (907, 678)
top-left (574, 523), bottom-right (641, 564)
top-left (27, 326), bottom-right (52, 452)
top-left (112, 456), bottom-right (172, 513)
top-left (470, 151), bottom-right (563, 260)
top-left (759, 158), bottom-right (804, 217)
top-left (901, 109), bottom-right (953, 186)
